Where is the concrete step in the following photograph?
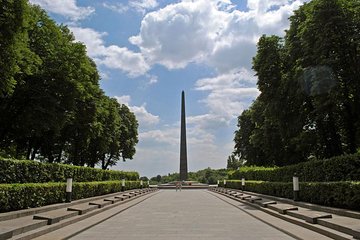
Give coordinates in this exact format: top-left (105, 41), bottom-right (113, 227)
top-left (122, 193), bottom-right (134, 198)
top-left (114, 195), bottom-right (130, 201)
top-left (212, 188), bottom-right (359, 239)
top-left (246, 196), bottom-right (262, 203)
top-left (239, 195), bottom-right (251, 200)
top-left (284, 209), bottom-right (332, 224)
top-left (318, 216), bottom-right (360, 239)
top-left (253, 199), bottom-right (277, 208)
top-left (232, 192), bottom-right (243, 197)
top-left (267, 203), bottom-right (299, 214)
top-left (88, 200), bottom-right (112, 208)
top-left (0, 189), bottom-right (157, 240)
top-left (0, 216), bottom-right (48, 240)
top-left (33, 209), bottom-right (79, 225)
top-left (67, 203), bottom-right (98, 215)
top-left (103, 198), bottom-right (121, 204)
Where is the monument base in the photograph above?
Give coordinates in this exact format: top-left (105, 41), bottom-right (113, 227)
top-left (157, 181), bottom-right (209, 189)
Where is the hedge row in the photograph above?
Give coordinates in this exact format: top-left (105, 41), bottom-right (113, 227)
top-left (220, 180), bottom-right (360, 211)
top-left (229, 153), bottom-right (360, 182)
top-left (0, 158), bottom-right (139, 183)
top-left (0, 180), bottom-right (147, 212)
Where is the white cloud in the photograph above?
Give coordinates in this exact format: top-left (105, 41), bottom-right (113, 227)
top-left (195, 68), bottom-right (259, 119)
top-left (103, 3), bottom-right (129, 13)
top-left (130, 0), bottom-right (307, 72)
top-left (130, 0), bottom-right (158, 13)
top-left (99, 45), bottom-right (150, 77)
top-left (103, 0), bottom-right (158, 14)
top-left (29, 0), bottom-right (94, 21)
top-left (115, 95), bottom-right (131, 106)
top-left (69, 27), bottom-right (150, 77)
top-left (140, 128), bottom-right (179, 145)
top-left (115, 95), bottom-right (160, 128)
top-left (131, 104), bottom-right (160, 126)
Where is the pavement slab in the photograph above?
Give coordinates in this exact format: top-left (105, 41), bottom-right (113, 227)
top-left (68, 190), bottom-right (296, 240)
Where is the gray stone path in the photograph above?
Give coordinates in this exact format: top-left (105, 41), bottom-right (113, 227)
top-left (69, 190), bottom-right (295, 240)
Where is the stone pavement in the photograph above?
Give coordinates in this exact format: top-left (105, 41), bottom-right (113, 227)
top-left (63, 190), bottom-right (331, 240)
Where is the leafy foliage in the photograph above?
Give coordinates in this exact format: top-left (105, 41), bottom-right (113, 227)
top-left (150, 168), bottom-right (229, 184)
top-left (0, 158), bottom-right (139, 183)
top-left (228, 153), bottom-right (360, 182)
top-left (0, 180), bottom-right (146, 212)
top-left (0, 2), bottom-right (138, 168)
top-left (234, 0), bottom-right (360, 166)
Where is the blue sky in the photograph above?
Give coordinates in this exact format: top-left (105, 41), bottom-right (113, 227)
top-left (29, 0), bottom-right (308, 178)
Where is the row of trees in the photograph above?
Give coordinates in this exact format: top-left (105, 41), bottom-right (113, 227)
top-left (151, 168), bottom-right (228, 184)
top-left (234, 0), bottom-right (360, 166)
top-left (0, 1), bottom-right (138, 169)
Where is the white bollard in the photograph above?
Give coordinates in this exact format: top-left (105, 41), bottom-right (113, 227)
top-left (66, 178), bottom-right (73, 203)
top-left (122, 179), bottom-right (125, 192)
top-left (293, 175), bottom-right (299, 201)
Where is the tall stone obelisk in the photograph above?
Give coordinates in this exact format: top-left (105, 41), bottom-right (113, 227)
top-left (180, 91), bottom-right (188, 181)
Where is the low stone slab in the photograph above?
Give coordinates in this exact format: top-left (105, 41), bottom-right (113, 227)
top-left (286, 210), bottom-right (332, 224)
top-left (67, 204), bottom-right (98, 215)
top-left (318, 216), bottom-right (360, 239)
top-left (114, 195), bottom-right (129, 201)
top-left (247, 197), bottom-right (262, 203)
top-left (232, 193), bottom-right (243, 197)
top-left (33, 209), bottom-right (79, 225)
top-left (104, 198), bottom-right (120, 204)
top-left (122, 193), bottom-right (133, 198)
top-left (88, 200), bottom-right (112, 208)
top-left (228, 191), bottom-right (238, 196)
top-left (253, 199), bottom-right (277, 208)
top-left (240, 195), bottom-right (251, 200)
top-left (0, 216), bottom-right (48, 239)
top-left (268, 204), bottom-right (298, 214)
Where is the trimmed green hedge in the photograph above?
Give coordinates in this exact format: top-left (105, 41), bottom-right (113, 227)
top-left (229, 153), bottom-right (360, 182)
top-left (220, 180), bottom-right (360, 211)
top-left (0, 180), bottom-right (148, 212)
top-left (0, 158), bottom-right (139, 183)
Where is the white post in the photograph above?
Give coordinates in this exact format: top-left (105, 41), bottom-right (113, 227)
top-left (66, 178), bottom-right (73, 203)
top-left (140, 180), bottom-right (143, 188)
top-left (122, 179), bottom-right (125, 192)
top-left (293, 175), bottom-right (299, 201)
top-left (223, 179), bottom-right (226, 188)
top-left (241, 178), bottom-right (245, 191)
top-left (217, 180), bottom-right (219, 186)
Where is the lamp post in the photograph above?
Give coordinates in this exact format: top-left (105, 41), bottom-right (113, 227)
top-left (293, 174), bottom-right (299, 201)
top-left (66, 178), bottom-right (73, 203)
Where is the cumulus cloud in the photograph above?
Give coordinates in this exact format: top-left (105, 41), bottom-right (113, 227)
top-left (70, 27), bottom-right (150, 77)
top-left (115, 95), bottom-right (160, 128)
top-left (130, 0), bottom-right (307, 72)
top-left (195, 68), bottom-right (259, 119)
top-left (29, 0), bottom-right (94, 21)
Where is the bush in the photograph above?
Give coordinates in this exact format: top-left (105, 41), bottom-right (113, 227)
top-left (0, 158), bottom-right (139, 183)
top-left (0, 180), bottom-right (147, 212)
top-left (229, 153), bottom-right (360, 182)
top-left (220, 180), bottom-right (360, 211)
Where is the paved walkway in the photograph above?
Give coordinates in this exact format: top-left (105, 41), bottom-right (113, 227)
top-left (69, 190), bottom-right (295, 240)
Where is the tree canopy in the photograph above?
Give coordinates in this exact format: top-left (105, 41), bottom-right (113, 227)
top-left (0, 1), bottom-right (138, 169)
top-left (234, 0), bottom-right (360, 166)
